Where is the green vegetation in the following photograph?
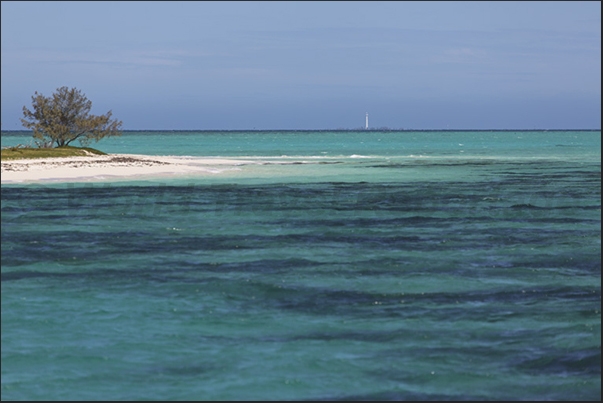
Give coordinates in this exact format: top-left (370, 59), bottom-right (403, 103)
top-left (21, 86), bottom-right (122, 148)
top-left (1, 145), bottom-right (107, 161)
top-left (2, 86), bottom-right (120, 161)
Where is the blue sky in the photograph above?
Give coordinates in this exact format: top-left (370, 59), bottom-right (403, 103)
top-left (1, 1), bottom-right (600, 130)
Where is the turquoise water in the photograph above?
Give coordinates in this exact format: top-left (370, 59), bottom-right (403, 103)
top-left (1, 131), bottom-right (601, 400)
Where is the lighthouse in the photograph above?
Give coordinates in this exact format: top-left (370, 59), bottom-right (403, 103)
top-left (365, 113), bottom-right (369, 130)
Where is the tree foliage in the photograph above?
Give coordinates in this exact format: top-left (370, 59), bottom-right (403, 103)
top-left (21, 86), bottom-right (123, 147)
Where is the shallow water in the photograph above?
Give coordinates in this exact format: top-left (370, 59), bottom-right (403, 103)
top-left (1, 131), bottom-right (601, 400)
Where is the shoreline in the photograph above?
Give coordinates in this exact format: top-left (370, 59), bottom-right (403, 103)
top-left (0, 153), bottom-right (289, 184)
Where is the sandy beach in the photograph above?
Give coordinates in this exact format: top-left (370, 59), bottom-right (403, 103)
top-left (0, 153), bottom-right (278, 183)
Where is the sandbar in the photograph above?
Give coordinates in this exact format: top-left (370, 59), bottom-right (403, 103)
top-left (1, 153), bottom-right (292, 183)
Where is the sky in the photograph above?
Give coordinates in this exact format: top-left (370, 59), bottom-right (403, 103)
top-left (1, 1), bottom-right (601, 130)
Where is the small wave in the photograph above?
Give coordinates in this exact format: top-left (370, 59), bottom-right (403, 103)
top-left (206, 167), bottom-right (242, 174)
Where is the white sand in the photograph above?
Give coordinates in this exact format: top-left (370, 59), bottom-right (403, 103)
top-left (0, 153), bottom-right (285, 183)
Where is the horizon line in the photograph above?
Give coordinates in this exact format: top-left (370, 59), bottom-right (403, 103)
top-left (2, 128), bottom-right (601, 132)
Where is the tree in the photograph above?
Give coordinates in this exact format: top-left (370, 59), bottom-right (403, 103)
top-left (21, 86), bottom-right (123, 147)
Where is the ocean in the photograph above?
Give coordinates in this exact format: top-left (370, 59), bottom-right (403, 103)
top-left (1, 130), bottom-right (601, 400)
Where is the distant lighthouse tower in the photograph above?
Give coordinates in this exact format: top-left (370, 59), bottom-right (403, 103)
top-left (365, 113), bottom-right (369, 130)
